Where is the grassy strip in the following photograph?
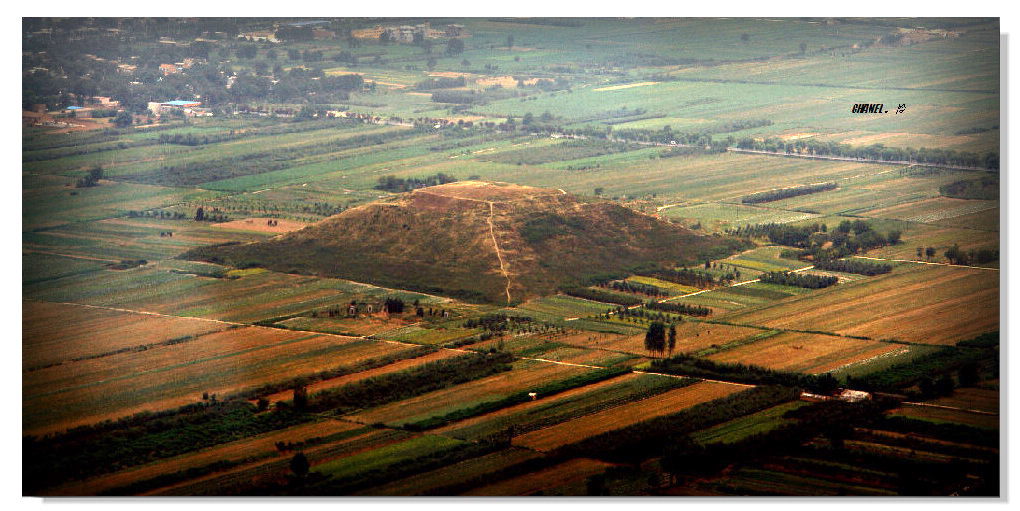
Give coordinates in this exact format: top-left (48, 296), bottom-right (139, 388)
top-left (403, 366), bottom-right (629, 431)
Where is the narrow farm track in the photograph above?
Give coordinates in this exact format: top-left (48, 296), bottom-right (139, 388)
top-left (852, 255), bottom-right (999, 272)
top-left (901, 401), bottom-right (999, 417)
top-left (487, 201), bottom-right (513, 305)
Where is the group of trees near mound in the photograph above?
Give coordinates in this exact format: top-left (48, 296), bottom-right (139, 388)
top-left (646, 301), bottom-right (711, 317)
top-left (813, 259), bottom-right (891, 276)
top-left (643, 321), bottom-right (677, 357)
top-left (374, 173), bottom-right (458, 192)
top-left (728, 220), bottom-right (899, 264)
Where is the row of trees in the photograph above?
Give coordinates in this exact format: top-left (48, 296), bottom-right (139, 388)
top-left (374, 173), bottom-right (458, 192)
top-left (603, 280), bottom-right (668, 298)
top-left (641, 267), bottom-right (717, 288)
top-left (758, 271), bottom-right (839, 289)
top-left (646, 301), bottom-right (712, 317)
top-left (564, 287), bottom-right (643, 306)
top-left (813, 259), bottom-right (892, 276)
top-left (741, 182), bottom-right (837, 204)
top-left (735, 136), bottom-right (999, 170)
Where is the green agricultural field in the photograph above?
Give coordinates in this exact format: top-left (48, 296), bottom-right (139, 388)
top-left (691, 401), bottom-right (808, 444)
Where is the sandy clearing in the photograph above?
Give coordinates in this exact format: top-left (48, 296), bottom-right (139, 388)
top-left (593, 82), bottom-right (658, 92)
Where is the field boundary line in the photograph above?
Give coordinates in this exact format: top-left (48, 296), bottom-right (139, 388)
top-left (901, 401), bottom-right (999, 416)
top-left (852, 256), bottom-right (999, 271)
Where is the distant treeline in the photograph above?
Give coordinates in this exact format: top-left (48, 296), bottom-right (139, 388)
top-left (374, 172), bottom-right (458, 192)
top-left (604, 280), bottom-right (668, 298)
top-left (814, 259), bottom-right (892, 276)
top-left (742, 182), bottom-right (837, 204)
top-left (641, 267), bottom-right (717, 288)
top-left (645, 301), bottom-right (712, 317)
top-left (564, 287), bottom-right (644, 306)
top-left (759, 271), bottom-right (838, 289)
top-left (736, 136), bottom-right (999, 170)
top-left (415, 76), bottom-right (467, 90)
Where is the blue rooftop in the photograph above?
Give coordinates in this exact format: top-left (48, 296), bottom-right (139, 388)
top-left (163, 100), bottom-right (200, 106)
top-left (66, 106), bottom-right (83, 109)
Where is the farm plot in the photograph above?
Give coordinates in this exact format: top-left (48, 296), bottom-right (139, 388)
top-left (23, 252), bottom-right (107, 285)
top-left (46, 419), bottom-right (364, 496)
top-left (858, 222), bottom-right (999, 262)
top-left (660, 203), bottom-right (820, 232)
top-left (23, 327), bottom-right (409, 436)
top-left (22, 174), bottom-right (220, 231)
top-left (705, 331), bottom-right (905, 374)
top-left (23, 216), bottom-right (271, 263)
top-left (512, 381), bottom-right (748, 452)
top-left (22, 300), bottom-right (228, 371)
top-left (725, 264), bottom-right (999, 345)
top-left (433, 372), bottom-right (684, 442)
top-left (260, 349), bottom-right (464, 406)
top-left (154, 427), bottom-right (415, 496)
top-left (357, 448), bottom-right (541, 496)
top-left (573, 322), bottom-right (767, 357)
top-left (343, 359), bottom-right (593, 427)
top-left (864, 197), bottom-right (999, 226)
top-left (279, 313), bottom-right (424, 338)
top-left (890, 405), bottom-right (999, 430)
top-left (462, 458), bottom-right (614, 496)
top-left (311, 434), bottom-right (467, 483)
top-left (515, 294), bottom-right (620, 320)
top-left (691, 401), bottom-right (808, 445)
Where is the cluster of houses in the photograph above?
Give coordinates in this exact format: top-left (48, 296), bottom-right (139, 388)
top-left (352, 22), bottom-right (466, 42)
top-left (147, 100), bottom-right (211, 117)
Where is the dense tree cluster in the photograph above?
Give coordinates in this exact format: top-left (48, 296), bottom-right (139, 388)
top-left (641, 267), bottom-right (717, 288)
top-left (645, 301), bottom-right (712, 317)
top-left (374, 173), bottom-right (458, 192)
top-left (604, 280), bottom-right (668, 297)
top-left (564, 287), bottom-right (643, 306)
top-left (414, 76), bottom-right (467, 90)
top-left (758, 271), bottom-right (838, 289)
top-left (813, 259), bottom-right (892, 276)
top-left (649, 354), bottom-right (840, 394)
top-left (741, 182), bottom-right (837, 204)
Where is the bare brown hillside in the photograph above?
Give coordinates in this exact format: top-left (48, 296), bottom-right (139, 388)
top-left (184, 181), bottom-right (747, 303)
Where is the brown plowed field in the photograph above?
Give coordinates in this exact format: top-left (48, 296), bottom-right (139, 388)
top-left (512, 381), bottom-right (747, 452)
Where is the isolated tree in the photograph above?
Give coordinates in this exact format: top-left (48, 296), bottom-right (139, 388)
top-left (114, 110), bottom-right (134, 128)
top-left (667, 323), bottom-right (677, 355)
top-left (935, 374), bottom-right (955, 396)
top-left (290, 452), bottom-right (310, 478)
top-left (644, 321), bottom-right (666, 356)
top-left (446, 38), bottom-right (464, 56)
top-left (800, 41), bottom-right (808, 54)
top-left (917, 247), bottom-right (924, 259)
top-left (925, 246), bottom-right (936, 259)
top-left (506, 34), bottom-right (514, 49)
top-left (594, 187), bottom-right (604, 196)
top-left (944, 243), bottom-right (964, 265)
top-left (958, 363), bottom-right (980, 387)
top-left (195, 206), bottom-right (205, 221)
top-left (741, 33), bottom-right (750, 43)
top-left (293, 384), bottom-right (308, 410)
